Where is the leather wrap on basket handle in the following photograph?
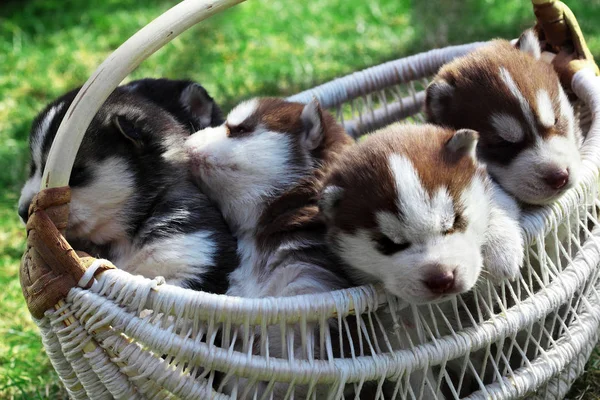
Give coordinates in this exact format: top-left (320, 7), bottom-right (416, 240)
top-left (532, 0), bottom-right (599, 89)
top-left (19, 187), bottom-right (115, 319)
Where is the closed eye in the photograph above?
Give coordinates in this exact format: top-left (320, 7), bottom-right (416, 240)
top-left (373, 234), bottom-right (411, 256)
top-left (228, 123), bottom-right (252, 136)
top-left (443, 213), bottom-right (466, 235)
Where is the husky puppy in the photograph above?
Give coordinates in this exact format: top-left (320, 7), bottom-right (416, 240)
top-left (319, 123), bottom-right (524, 398)
top-left (18, 79), bottom-right (238, 293)
top-left (185, 97), bottom-right (355, 398)
top-left (425, 29), bottom-right (582, 205)
top-left (320, 124), bottom-right (523, 302)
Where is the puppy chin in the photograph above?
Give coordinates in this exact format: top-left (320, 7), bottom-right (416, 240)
top-left (518, 183), bottom-right (573, 206)
top-left (390, 287), bottom-right (458, 305)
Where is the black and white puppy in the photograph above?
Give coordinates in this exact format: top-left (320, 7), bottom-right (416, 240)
top-left (18, 78), bottom-right (238, 293)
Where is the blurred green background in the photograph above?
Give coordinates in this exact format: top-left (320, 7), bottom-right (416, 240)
top-left (1, 0), bottom-right (600, 398)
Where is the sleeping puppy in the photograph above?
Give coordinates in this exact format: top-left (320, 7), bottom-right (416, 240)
top-left (185, 97), bottom-right (355, 398)
top-left (320, 123), bottom-right (523, 301)
top-left (426, 29), bottom-right (582, 205)
top-left (18, 79), bottom-right (238, 293)
top-left (319, 123), bottom-right (524, 398)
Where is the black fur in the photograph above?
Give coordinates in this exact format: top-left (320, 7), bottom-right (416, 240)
top-left (20, 78), bottom-right (237, 294)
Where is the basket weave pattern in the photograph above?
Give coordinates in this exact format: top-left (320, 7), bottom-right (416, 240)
top-left (21, 46), bottom-right (600, 399)
top-left (18, 0), bottom-right (600, 398)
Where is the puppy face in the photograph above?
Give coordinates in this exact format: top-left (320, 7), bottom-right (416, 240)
top-left (18, 80), bottom-right (221, 244)
top-left (321, 125), bottom-right (490, 304)
top-left (185, 98), bottom-right (332, 226)
top-left (426, 30), bottom-right (581, 205)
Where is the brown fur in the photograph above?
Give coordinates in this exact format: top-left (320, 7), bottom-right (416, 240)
top-left (253, 99), bottom-right (354, 248)
top-left (426, 40), bottom-right (566, 165)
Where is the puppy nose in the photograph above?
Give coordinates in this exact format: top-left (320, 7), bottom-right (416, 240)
top-left (424, 271), bottom-right (455, 294)
top-left (18, 203), bottom-right (30, 223)
top-left (544, 169), bottom-right (569, 190)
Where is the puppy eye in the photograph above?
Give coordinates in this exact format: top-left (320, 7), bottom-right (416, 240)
top-left (114, 116), bottom-right (141, 143)
top-left (228, 124), bottom-right (251, 136)
top-left (554, 116), bottom-right (559, 125)
top-left (444, 213), bottom-right (465, 235)
top-left (374, 235), bottom-right (411, 256)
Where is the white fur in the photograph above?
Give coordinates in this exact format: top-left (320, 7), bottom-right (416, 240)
top-left (18, 170), bottom-right (41, 224)
top-left (490, 113), bottom-right (525, 143)
top-left (335, 155), bottom-right (489, 304)
top-left (490, 71), bottom-right (582, 204)
top-left (226, 99), bottom-right (259, 126)
top-left (226, 236), bottom-right (265, 297)
top-left (67, 157), bottom-right (135, 243)
top-left (186, 126), bottom-right (303, 232)
top-left (536, 89), bottom-right (556, 129)
top-left (499, 67), bottom-right (537, 135)
top-left (487, 133), bottom-right (581, 205)
top-left (481, 181), bottom-right (523, 281)
top-left (19, 102), bottom-right (66, 223)
top-left (385, 155), bottom-right (455, 240)
top-left (115, 231), bottom-right (217, 286)
top-left (558, 82), bottom-right (581, 146)
top-left (518, 29), bottom-right (542, 60)
top-left (31, 103), bottom-right (64, 167)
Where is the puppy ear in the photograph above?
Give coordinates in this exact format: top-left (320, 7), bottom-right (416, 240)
top-left (180, 83), bottom-right (222, 129)
top-left (319, 185), bottom-right (344, 221)
top-left (446, 129), bottom-right (479, 161)
top-left (114, 115), bottom-right (143, 147)
top-left (514, 29), bottom-right (541, 60)
top-left (425, 79), bottom-right (454, 121)
top-left (300, 97), bottom-right (325, 151)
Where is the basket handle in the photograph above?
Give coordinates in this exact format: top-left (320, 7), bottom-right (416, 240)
top-left (41, 0), bottom-right (245, 190)
top-left (532, 0), bottom-right (599, 88)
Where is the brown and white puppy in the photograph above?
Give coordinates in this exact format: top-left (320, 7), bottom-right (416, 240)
top-left (185, 97), bottom-right (354, 398)
top-left (320, 123), bottom-right (523, 305)
top-left (18, 79), bottom-right (238, 293)
top-left (426, 29), bottom-right (582, 205)
top-left (186, 97), bottom-right (353, 298)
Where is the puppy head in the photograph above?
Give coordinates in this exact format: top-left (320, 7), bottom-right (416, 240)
top-left (122, 78), bottom-right (224, 130)
top-left (425, 30), bottom-right (581, 205)
top-left (18, 79), bottom-right (219, 244)
top-left (320, 124), bottom-right (491, 304)
top-left (185, 97), bottom-right (351, 228)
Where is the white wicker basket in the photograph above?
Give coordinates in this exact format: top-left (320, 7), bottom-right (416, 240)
top-left (20, 0), bottom-right (600, 399)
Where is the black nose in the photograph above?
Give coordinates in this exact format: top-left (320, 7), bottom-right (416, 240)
top-left (18, 203), bottom-right (30, 223)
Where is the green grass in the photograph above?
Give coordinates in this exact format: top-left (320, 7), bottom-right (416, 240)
top-left (1, 0), bottom-right (600, 398)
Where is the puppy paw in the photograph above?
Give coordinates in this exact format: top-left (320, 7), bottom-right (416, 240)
top-left (483, 182), bottom-right (524, 283)
top-left (482, 229), bottom-right (524, 283)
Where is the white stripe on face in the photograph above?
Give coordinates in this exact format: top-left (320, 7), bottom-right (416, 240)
top-left (499, 67), bottom-right (537, 136)
top-left (226, 99), bottom-right (259, 126)
top-left (32, 102), bottom-right (65, 167)
top-left (490, 113), bottom-right (525, 142)
top-left (536, 89), bottom-right (555, 129)
top-left (377, 154), bottom-right (455, 243)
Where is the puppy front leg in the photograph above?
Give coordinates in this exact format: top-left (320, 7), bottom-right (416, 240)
top-left (482, 181), bottom-right (524, 283)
